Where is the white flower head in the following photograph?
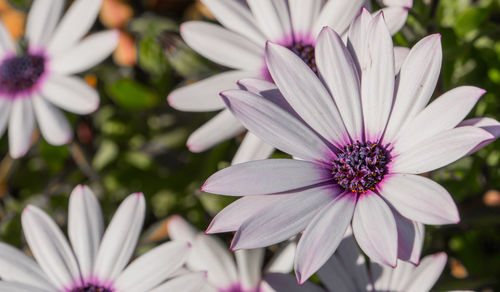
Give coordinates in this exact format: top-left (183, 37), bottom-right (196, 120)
top-left (0, 0), bottom-right (119, 158)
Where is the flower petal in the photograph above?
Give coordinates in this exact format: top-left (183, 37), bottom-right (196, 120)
top-left (360, 13), bottom-right (395, 141)
top-left (0, 281), bottom-right (50, 292)
top-left (394, 46), bottom-right (409, 73)
top-left (32, 95), bottom-right (72, 146)
top-left (383, 34), bottom-right (442, 142)
top-left (186, 109), bottom-right (244, 152)
top-left (8, 98), bottom-right (35, 159)
top-left (404, 253), bottom-right (447, 292)
top-left (114, 241), bottom-right (190, 291)
top-left (232, 132), bottom-right (275, 165)
top-left (201, 0), bottom-right (265, 45)
top-left (21, 206), bottom-right (81, 290)
top-left (203, 159), bottom-right (331, 196)
top-left (168, 70), bottom-right (253, 112)
top-left (237, 78), bottom-right (296, 116)
top-left (265, 42), bottom-right (349, 147)
top-left (265, 241), bottom-right (297, 273)
top-left (294, 192), bottom-right (355, 283)
top-left (392, 126), bottom-right (493, 174)
top-left (352, 193), bottom-right (398, 267)
top-left (221, 89), bottom-right (333, 161)
top-left (289, 0), bottom-right (322, 42)
top-left (167, 215), bottom-right (199, 242)
top-left (181, 21), bottom-right (263, 71)
top-left (347, 8), bottom-right (373, 75)
top-left (312, 0), bottom-right (365, 37)
top-left (394, 86), bottom-right (485, 153)
top-left (379, 174), bottom-right (459, 224)
top-left (47, 0), bottom-right (102, 56)
top-left (316, 27), bottom-right (363, 140)
top-left (0, 98), bottom-right (12, 137)
top-left (0, 22), bottom-right (15, 56)
top-left (459, 117), bottom-right (500, 154)
top-left (392, 209), bottom-right (424, 264)
top-left (0, 243), bottom-right (56, 291)
top-left (264, 273), bottom-right (324, 292)
top-left (149, 272), bottom-right (208, 292)
top-left (50, 30), bottom-right (119, 75)
top-left (247, 0), bottom-right (292, 42)
top-left (41, 75), bottom-right (99, 115)
top-left (67, 185), bottom-right (104, 279)
top-left (378, 6), bottom-right (409, 35)
top-left (235, 249), bottom-right (265, 291)
top-left (93, 193), bottom-right (145, 281)
top-left (26, 0), bottom-right (64, 47)
top-left (231, 185), bottom-right (342, 250)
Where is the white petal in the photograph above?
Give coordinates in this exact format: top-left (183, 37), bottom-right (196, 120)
top-left (459, 117), bottom-right (500, 154)
top-left (289, 0), bottom-right (322, 42)
top-left (404, 253), bottom-right (447, 292)
top-left (168, 70), bottom-right (253, 112)
top-left (360, 13), bottom-right (395, 141)
top-left (68, 185), bottom-right (104, 279)
top-left (312, 0), bottom-right (365, 37)
top-left (380, 174), bottom-right (459, 225)
top-left (392, 209), bottom-right (424, 264)
top-left (93, 193), bottom-right (145, 281)
top-left (394, 46), bottom-right (410, 74)
top-left (167, 215), bottom-right (199, 242)
top-left (202, 159), bottom-right (332, 196)
top-left (265, 43), bottom-right (349, 147)
top-left (231, 185), bottom-right (342, 250)
top-left (181, 21), bottom-right (263, 71)
top-left (378, 6), bottom-right (409, 35)
top-left (392, 126), bottom-right (494, 174)
top-left (50, 30), bottom-right (119, 75)
top-left (26, 0), bottom-right (64, 47)
top-left (47, 0), bottom-right (102, 56)
top-left (247, 0), bottom-right (292, 42)
top-left (265, 241), bottom-right (297, 274)
top-left (0, 281), bottom-right (50, 292)
top-left (114, 241), bottom-right (191, 292)
top-left (294, 192), bottom-right (356, 283)
top-left (232, 132), bottom-right (275, 165)
top-left (41, 75), bottom-right (99, 115)
top-left (8, 98), bottom-right (35, 159)
top-left (0, 22), bottom-right (15, 56)
top-left (352, 193), bottom-right (398, 267)
top-left (32, 95), bottom-right (72, 146)
top-left (21, 206), bottom-right (81, 290)
top-left (393, 86), bottom-right (485, 154)
top-left (189, 234), bottom-right (238, 289)
top-left (383, 34), bottom-right (442, 142)
top-left (0, 243), bottom-right (55, 290)
top-left (0, 98), bottom-right (12, 137)
top-left (347, 8), bottom-right (373, 75)
top-left (186, 109), bottom-right (244, 152)
top-left (235, 249), bottom-right (265, 291)
top-left (316, 27), bottom-right (363, 140)
top-left (221, 89), bottom-right (334, 161)
top-left (201, 0), bottom-right (266, 45)
top-left (149, 272), bottom-right (208, 292)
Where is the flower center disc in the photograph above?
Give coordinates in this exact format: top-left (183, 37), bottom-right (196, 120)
top-left (287, 42), bottom-right (317, 74)
top-left (71, 285), bottom-right (113, 292)
top-left (0, 54), bottom-right (45, 96)
top-left (332, 141), bottom-right (390, 193)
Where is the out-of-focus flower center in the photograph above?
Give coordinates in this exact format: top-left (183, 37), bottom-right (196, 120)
top-left (220, 284), bottom-right (260, 292)
top-left (70, 285), bottom-right (113, 292)
top-left (287, 41), bottom-right (316, 74)
top-left (332, 141), bottom-right (390, 193)
top-left (0, 54), bottom-right (45, 96)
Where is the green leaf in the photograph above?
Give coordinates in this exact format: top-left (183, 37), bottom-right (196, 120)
top-left (107, 79), bottom-right (161, 110)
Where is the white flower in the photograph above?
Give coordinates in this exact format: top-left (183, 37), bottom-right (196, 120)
top-left (167, 0), bottom-right (412, 164)
top-left (0, 185), bottom-right (206, 292)
top-left (0, 0), bottom-right (119, 158)
top-left (167, 215), bottom-right (296, 292)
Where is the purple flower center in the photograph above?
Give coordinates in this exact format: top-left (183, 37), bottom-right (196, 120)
top-left (70, 285), bottom-right (113, 292)
top-left (287, 41), bottom-right (317, 74)
top-left (0, 54), bottom-right (45, 96)
top-left (332, 141), bottom-right (391, 193)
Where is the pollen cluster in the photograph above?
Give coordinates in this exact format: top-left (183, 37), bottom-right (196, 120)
top-left (332, 141), bottom-right (390, 193)
top-left (71, 285), bottom-right (113, 292)
top-left (288, 42), bottom-right (317, 74)
top-left (0, 54), bottom-right (45, 96)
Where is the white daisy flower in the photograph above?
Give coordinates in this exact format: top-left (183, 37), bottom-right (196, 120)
top-left (167, 215), bottom-right (296, 292)
top-left (0, 0), bottom-right (119, 158)
top-left (167, 0), bottom-right (412, 164)
top-left (0, 185), bottom-right (206, 292)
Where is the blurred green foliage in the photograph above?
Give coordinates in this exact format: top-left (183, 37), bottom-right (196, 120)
top-left (1, 0), bottom-right (500, 291)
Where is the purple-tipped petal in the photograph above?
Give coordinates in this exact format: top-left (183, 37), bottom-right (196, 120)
top-left (203, 159), bottom-right (331, 196)
top-left (352, 193), bottom-right (398, 267)
top-left (294, 192), bottom-right (355, 284)
top-left (459, 117), bottom-right (500, 154)
top-left (379, 174), bottom-right (459, 225)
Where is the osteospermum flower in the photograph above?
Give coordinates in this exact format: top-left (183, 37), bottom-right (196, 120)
top-left (168, 215), bottom-right (296, 292)
top-left (0, 0), bottom-right (118, 158)
top-left (202, 10), bottom-right (500, 283)
top-left (266, 234), bottom-right (448, 292)
top-left (0, 185), bottom-right (206, 292)
top-left (167, 0), bottom-right (412, 164)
